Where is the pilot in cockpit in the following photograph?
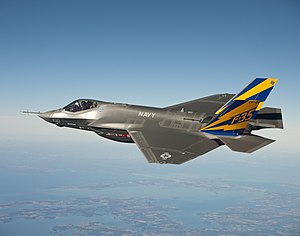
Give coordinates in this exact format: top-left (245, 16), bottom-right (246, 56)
top-left (64, 100), bottom-right (98, 112)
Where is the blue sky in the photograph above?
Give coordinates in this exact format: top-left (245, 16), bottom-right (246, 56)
top-left (0, 0), bottom-right (299, 155)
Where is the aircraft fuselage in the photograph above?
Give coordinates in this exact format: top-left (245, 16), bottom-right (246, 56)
top-left (39, 101), bottom-right (209, 144)
top-left (33, 78), bottom-right (283, 164)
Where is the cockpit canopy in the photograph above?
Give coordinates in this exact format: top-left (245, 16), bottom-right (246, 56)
top-left (63, 99), bottom-right (99, 112)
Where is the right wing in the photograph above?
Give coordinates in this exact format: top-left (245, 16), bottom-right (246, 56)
top-left (128, 127), bottom-right (221, 164)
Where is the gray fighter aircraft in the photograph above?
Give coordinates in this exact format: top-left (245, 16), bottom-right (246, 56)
top-left (25, 78), bottom-right (283, 164)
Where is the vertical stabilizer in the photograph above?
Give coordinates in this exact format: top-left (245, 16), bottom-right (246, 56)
top-left (201, 78), bottom-right (278, 136)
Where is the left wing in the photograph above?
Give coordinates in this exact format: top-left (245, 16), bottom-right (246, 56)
top-left (165, 93), bottom-right (235, 114)
top-left (128, 127), bottom-right (221, 164)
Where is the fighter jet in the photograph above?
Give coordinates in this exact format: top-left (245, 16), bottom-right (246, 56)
top-left (24, 78), bottom-right (283, 164)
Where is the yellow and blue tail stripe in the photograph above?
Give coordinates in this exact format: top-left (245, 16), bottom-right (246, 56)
top-left (201, 78), bottom-right (278, 136)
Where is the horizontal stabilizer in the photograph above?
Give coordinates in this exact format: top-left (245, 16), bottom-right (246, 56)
top-left (250, 107), bottom-right (283, 130)
top-left (217, 134), bottom-right (275, 153)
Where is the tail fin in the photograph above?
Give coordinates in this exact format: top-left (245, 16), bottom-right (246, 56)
top-left (201, 78), bottom-right (278, 136)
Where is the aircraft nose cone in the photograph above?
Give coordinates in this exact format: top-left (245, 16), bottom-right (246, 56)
top-left (38, 111), bottom-right (54, 123)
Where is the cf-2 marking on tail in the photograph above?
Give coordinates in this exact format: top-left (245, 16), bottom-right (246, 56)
top-left (25, 77), bottom-right (283, 164)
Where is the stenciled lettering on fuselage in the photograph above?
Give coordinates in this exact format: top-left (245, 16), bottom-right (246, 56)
top-left (138, 111), bottom-right (156, 118)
